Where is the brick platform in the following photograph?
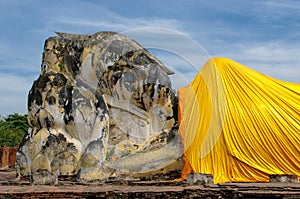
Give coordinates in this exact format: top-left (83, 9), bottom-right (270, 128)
top-left (1, 170), bottom-right (300, 198)
top-left (0, 147), bottom-right (18, 168)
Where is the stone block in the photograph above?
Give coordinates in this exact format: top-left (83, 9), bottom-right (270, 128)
top-left (32, 170), bottom-right (58, 185)
top-left (187, 173), bottom-right (214, 185)
top-left (269, 174), bottom-right (299, 183)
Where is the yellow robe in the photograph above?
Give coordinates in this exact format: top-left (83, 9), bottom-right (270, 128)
top-left (178, 57), bottom-right (300, 184)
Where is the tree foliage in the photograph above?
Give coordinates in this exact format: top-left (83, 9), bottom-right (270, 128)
top-left (0, 113), bottom-right (28, 147)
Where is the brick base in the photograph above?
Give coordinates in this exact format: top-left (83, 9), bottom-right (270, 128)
top-left (0, 147), bottom-right (18, 168)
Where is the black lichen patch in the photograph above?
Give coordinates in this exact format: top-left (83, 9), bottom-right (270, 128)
top-left (52, 73), bottom-right (67, 87)
top-left (41, 133), bottom-right (77, 155)
top-left (46, 96), bottom-right (56, 105)
top-left (95, 93), bottom-right (109, 117)
top-left (60, 86), bottom-right (73, 124)
top-left (28, 83), bottom-right (42, 108)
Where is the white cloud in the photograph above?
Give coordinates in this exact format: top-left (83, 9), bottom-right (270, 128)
top-left (59, 19), bottom-right (129, 31)
top-left (222, 42), bottom-right (299, 62)
top-left (212, 42), bottom-right (300, 83)
top-left (261, 0), bottom-right (300, 10)
top-left (124, 28), bottom-right (211, 70)
top-left (45, 4), bottom-right (180, 33)
top-left (0, 73), bottom-right (32, 116)
top-left (0, 73), bottom-right (31, 93)
top-left (0, 37), bottom-right (42, 76)
top-left (249, 0), bottom-right (300, 27)
top-left (59, 17), bottom-right (180, 32)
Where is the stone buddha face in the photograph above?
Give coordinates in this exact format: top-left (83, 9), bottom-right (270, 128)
top-left (17, 32), bottom-right (181, 182)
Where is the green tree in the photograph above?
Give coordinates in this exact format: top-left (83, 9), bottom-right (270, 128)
top-left (0, 113), bottom-right (28, 147)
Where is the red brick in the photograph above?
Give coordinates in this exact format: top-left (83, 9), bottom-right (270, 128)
top-left (0, 147), bottom-right (18, 168)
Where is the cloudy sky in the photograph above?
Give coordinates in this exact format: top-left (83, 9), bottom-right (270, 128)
top-left (0, 0), bottom-right (299, 116)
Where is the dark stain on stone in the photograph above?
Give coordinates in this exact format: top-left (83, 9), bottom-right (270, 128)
top-left (53, 73), bottom-right (67, 87)
top-left (28, 82), bottom-right (42, 108)
top-left (47, 96), bottom-right (56, 105)
top-left (95, 93), bottom-right (108, 116)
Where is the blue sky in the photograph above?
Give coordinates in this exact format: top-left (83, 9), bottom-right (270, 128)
top-left (0, 0), bottom-right (299, 116)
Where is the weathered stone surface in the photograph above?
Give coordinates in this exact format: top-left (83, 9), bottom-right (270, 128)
top-left (16, 31), bottom-right (182, 183)
top-left (187, 173), bottom-right (214, 185)
top-left (32, 170), bottom-right (57, 185)
top-left (269, 174), bottom-right (299, 183)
